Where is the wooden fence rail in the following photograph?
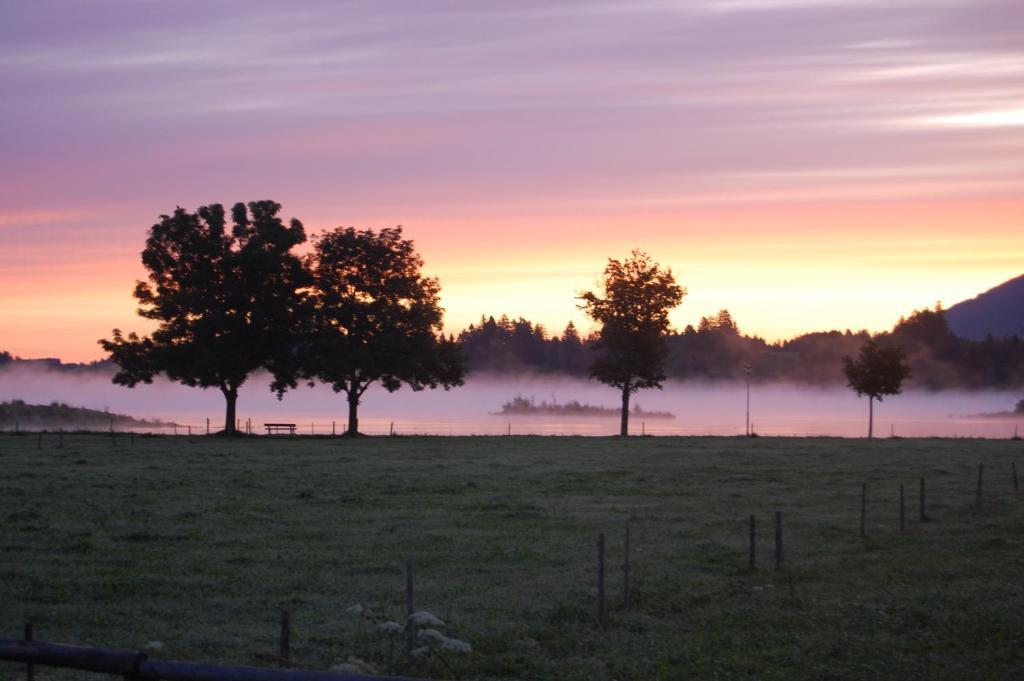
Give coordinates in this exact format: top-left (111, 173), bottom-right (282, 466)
top-left (0, 638), bottom-right (423, 681)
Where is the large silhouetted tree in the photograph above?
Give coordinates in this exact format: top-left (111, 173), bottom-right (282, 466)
top-left (282, 226), bottom-right (463, 435)
top-left (579, 250), bottom-right (685, 436)
top-left (842, 338), bottom-right (911, 438)
top-left (100, 201), bottom-right (308, 434)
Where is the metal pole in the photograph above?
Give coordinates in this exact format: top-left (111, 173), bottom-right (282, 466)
top-left (745, 363), bottom-right (751, 436)
top-left (0, 638), bottom-right (425, 681)
top-left (597, 533), bottom-right (606, 625)
top-left (279, 611), bottom-right (290, 664)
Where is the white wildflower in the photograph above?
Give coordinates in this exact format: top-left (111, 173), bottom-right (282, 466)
top-left (344, 604), bottom-right (364, 615)
top-left (408, 611), bottom-right (444, 627)
top-left (331, 657), bottom-right (379, 674)
top-left (376, 621), bottom-right (403, 634)
top-left (143, 641), bottom-right (164, 652)
top-left (442, 637), bottom-right (472, 653)
top-left (410, 646), bottom-right (431, 659)
top-left (418, 628), bottom-right (447, 646)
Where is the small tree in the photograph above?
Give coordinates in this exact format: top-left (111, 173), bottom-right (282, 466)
top-left (284, 226), bottom-right (464, 435)
top-left (579, 250), bottom-right (685, 436)
top-left (100, 201), bottom-right (309, 434)
top-left (842, 338), bottom-right (911, 438)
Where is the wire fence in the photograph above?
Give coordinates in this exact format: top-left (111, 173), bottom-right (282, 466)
top-left (4, 417), bottom-right (1024, 438)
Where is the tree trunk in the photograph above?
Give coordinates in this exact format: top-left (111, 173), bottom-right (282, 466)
top-left (223, 387), bottom-right (238, 435)
top-left (867, 395), bottom-right (874, 439)
top-left (620, 386), bottom-right (630, 437)
top-left (346, 390), bottom-right (359, 436)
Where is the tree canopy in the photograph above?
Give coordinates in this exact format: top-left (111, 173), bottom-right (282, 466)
top-left (281, 226), bottom-right (464, 435)
top-left (842, 338), bottom-right (912, 437)
top-left (99, 200), bottom-right (309, 434)
top-left (579, 249), bottom-right (685, 436)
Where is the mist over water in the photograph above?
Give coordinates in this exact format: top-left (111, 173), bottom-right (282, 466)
top-left (1, 365), bottom-right (1021, 438)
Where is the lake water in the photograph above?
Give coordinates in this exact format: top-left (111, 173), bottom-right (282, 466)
top-left (2, 366), bottom-right (1022, 438)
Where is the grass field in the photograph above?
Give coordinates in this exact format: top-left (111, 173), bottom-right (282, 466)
top-left (2, 433), bottom-right (1023, 680)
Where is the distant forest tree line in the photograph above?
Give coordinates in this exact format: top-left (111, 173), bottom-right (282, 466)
top-left (457, 305), bottom-right (1024, 390)
top-left (4, 298), bottom-right (1024, 392)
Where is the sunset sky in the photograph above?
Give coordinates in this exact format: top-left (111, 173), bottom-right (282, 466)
top-left (2, 0), bottom-right (1022, 362)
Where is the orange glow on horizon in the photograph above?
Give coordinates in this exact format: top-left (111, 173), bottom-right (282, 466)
top-left (3, 196), bottom-right (1021, 363)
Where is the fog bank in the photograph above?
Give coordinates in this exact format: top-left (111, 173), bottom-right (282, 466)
top-left (1, 365), bottom-right (1021, 437)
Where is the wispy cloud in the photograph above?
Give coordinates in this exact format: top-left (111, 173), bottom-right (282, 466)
top-left (1, 0), bottom-right (1023, 358)
top-left (909, 109), bottom-right (1024, 129)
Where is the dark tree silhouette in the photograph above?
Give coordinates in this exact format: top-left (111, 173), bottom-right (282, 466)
top-left (283, 226), bottom-right (463, 435)
top-left (99, 201), bottom-right (308, 434)
top-left (579, 250), bottom-right (685, 436)
top-left (842, 338), bottom-right (912, 438)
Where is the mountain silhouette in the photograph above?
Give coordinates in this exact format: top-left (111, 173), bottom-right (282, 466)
top-left (945, 274), bottom-right (1024, 340)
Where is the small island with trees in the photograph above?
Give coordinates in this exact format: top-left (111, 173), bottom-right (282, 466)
top-left (0, 400), bottom-right (175, 431)
top-left (494, 395), bottom-right (675, 419)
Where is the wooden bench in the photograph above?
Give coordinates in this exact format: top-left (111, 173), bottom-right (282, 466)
top-left (264, 423), bottom-right (297, 435)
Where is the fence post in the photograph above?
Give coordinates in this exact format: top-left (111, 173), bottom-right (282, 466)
top-left (279, 610), bottom-right (290, 664)
top-left (976, 463), bottom-right (984, 509)
top-left (860, 483), bottom-right (867, 538)
top-left (597, 532), bottom-right (606, 626)
top-left (774, 511), bottom-right (784, 571)
top-left (405, 557), bottom-right (415, 663)
top-left (623, 520), bottom-right (632, 609)
top-left (919, 477), bottom-right (926, 521)
top-left (390, 422), bottom-right (395, 437)
top-left (748, 514), bottom-right (756, 571)
top-left (206, 418), bottom-right (210, 435)
top-left (899, 484), bottom-right (905, 531)
top-left (187, 425), bottom-right (192, 437)
top-left (24, 622), bottom-right (34, 681)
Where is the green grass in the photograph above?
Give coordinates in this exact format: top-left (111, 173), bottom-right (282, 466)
top-left (2, 434), bottom-right (1023, 680)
